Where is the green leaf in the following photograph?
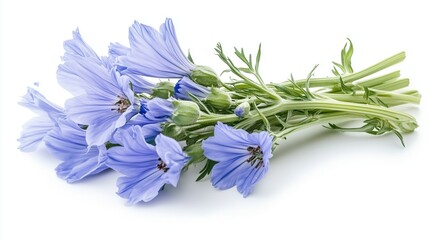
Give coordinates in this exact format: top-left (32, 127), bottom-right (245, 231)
top-left (332, 61), bottom-right (345, 73)
top-left (187, 92), bottom-right (211, 114)
top-left (339, 76), bottom-right (354, 94)
top-left (392, 130), bottom-right (405, 147)
top-left (196, 160), bottom-right (217, 181)
top-left (238, 67), bottom-right (253, 74)
top-left (305, 64), bottom-right (318, 99)
top-left (332, 66), bottom-right (340, 76)
top-left (332, 39), bottom-right (354, 75)
top-left (184, 142), bottom-right (207, 170)
top-left (187, 50), bottom-right (195, 64)
top-left (253, 102), bottom-right (271, 132)
top-left (345, 38), bottom-right (354, 73)
top-left (255, 43), bottom-right (262, 73)
top-left (105, 142), bottom-right (121, 149)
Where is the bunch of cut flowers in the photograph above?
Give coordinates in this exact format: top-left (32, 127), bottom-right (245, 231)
top-left (19, 18), bottom-right (420, 204)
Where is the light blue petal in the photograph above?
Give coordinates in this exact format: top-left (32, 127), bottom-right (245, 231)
top-left (214, 122), bottom-right (252, 146)
top-left (108, 42), bottom-right (130, 59)
top-left (55, 154), bottom-right (108, 183)
top-left (116, 121), bottom-right (161, 143)
top-left (85, 119), bottom-right (117, 146)
top-left (117, 19), bottom-right (194, 78)
top-left (210, 155), bottom-right (249, 190)
top-left (142, 97), bottom-right (173, 123)
top-left (107, 145), bottom-right (158, 176)
top-left (155, 134), bottom-right (188, 186)
top-left (58, 56), bottom-right (120, 96)
top-left (203, 122), bottom-right (274, 197)
top-left (45, 119), bottom-right (108, 182)
top-left (65, 94), bottom-right (119, 125)
top-left (160, 18), bottom-right (195, 72)
top-left (18, 116), bottom-right (56, 152)
top-left (236, 164), bottom-right (269, 197)
top-left (116, 170), bottom-right (165, 204)
top-left (115, 106), bottom-right (138, 129)
top-left (248, 131), bottom-right (273, 162)
top-left (107, 126), bottom-right (159, 175)
top-left (107, 126), bottom-right (186, 203)
top-left (123, 73), bottom-right (155, 94)
top-left (19, 88), bottom-right (64, 120)
top-left (174, 76), bottom-right (209, 100)
top-left (45, 119), bottom-right (92, 157)
top-left (202, 137), bottom-right (249, 161)
top-left (63, 28), bottom-right (101, 64)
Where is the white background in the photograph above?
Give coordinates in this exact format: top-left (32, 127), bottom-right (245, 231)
top-left (1, 0), bottom-right (428, 239)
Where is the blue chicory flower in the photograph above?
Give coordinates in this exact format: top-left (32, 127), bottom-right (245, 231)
top-left (202, 122), bottom-right (273, 197)
top-left (117, 18), bottom-right (195, 78)
top-left (44, 118), bottom-right (108, 183)
top-left (58, 30), bottom-right (143, 146)
top-left (18, 88), bottom-right (64, 152)
top-left (62, 55), bottom-right (139, 146)
top-left (58, 29), bottom-right (113, 96)
top-left (174, 76), bottom-right (210, 100)
top-left (107, 126), bottom-right (189, 204)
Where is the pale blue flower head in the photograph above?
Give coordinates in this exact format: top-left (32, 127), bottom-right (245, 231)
top-left (44, 118), bottom-right (108, 183)
top-left (117, 18), bottom-right (195, 78)
top-left (58, 30), bottom-right (142, 146)
top-left (202, 122), bottom-right (273, 197)
top-left (62, 57), bottom-right (139, 146)
top-left (18, 88), bottom-right (64, 152)
top-left (107, 126), bottom-right (189, 204)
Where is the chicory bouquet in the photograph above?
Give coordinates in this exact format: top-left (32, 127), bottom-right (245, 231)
top-left (19, 18), bottom-right (420, 204)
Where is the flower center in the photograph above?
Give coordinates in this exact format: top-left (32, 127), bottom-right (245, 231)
top-left (113, 96), bottom-right (130, 113)
top-left (157, 158), bottom-right (169, 172)
top-left (247, 146), bottom-right (264, 168)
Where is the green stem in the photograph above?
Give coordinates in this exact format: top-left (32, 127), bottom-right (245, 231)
top-left (320, 90), bottom-right (421, 105)
top-left (273, 112), bottom-right (360, 140)
top-left (273, 52), bottom-right (406, 88)
top-left (196, 99), bottom-right (417, 132)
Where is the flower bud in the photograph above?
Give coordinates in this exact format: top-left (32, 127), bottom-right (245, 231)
top-left (205, 88), bottom-right (232, 110)
top-left (171, 100), bottom-right (200, 126)
top-left (163, 124), bottom-right (187, 140)
top-left (152, 81), bottom-right (174, 99)
top-left (190, 65), bottom-right (221, 87)
top-left (234, 102), bottom-right (250, 118)
top-left (184, 143), bottom-right (206, 165)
